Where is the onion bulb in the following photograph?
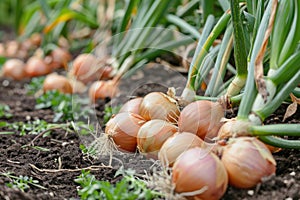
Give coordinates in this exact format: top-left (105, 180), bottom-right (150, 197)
top-left (221, 137), bottom-right (276, 189)
top-left (2, 59), bottom-right (27, 80)
top-left (5, 41), bottom-right (19, 58)
top-left (137, 119), bottom-right (177, 158)
top-left (71, 54), bottom-right (111, 83)
top-left (217, 118), bottom-right (252, 140)
top-left (25, 56), bottom-right (52, 77)
top-left (89, 80), bottom-right (118, 102)
top-left (0, 43), bottom-right (5, 57)
top-left (172, 147), bottom-right (228, 200)
top-left (139, 92), bottom-right (180, 123)
top-left (178, 100), bottom-right (224, 141)
top-left (43, 73), bottom-right (73, 94)
top-left (158, 132), bottom-right (206, 166)
top-left (105, 112), bottom-right (146, 152)
top-left (119, 97), bottom-right (143, 114)
top-left (47, 47), bottom-right (72, 69)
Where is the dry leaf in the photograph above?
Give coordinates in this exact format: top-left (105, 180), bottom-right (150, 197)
top-left (283, 94), bottom-right (300, 121)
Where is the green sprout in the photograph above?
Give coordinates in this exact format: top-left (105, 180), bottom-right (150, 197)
top-left (75, 169), bottom-right (162, 200)
top-left (0, 103), bottom-right (13, 118)
top-left (1, 172), bottom-right (46, 192)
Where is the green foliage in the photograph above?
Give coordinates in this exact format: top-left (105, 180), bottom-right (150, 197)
top-left (79, 144), bottom-right (97, 157)
top-left (0, 103), bottom-right (13, 118)
top-left (1, 119), bottom-right (50, 136)
top-left (103, 105), bottom-right (121, 124)
top-left (35, 90), bottom-right (93, 122)
top-left (75, 169), bottom-right (161, 200)
top-left (1, 172), bottom-right (46, 192)
top-left (25, 77), bottom-right (45, 95)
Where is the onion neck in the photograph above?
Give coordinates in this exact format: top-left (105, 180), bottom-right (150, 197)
top-left (180, 87), bottom-right (196, 103)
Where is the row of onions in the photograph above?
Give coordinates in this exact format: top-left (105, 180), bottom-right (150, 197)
top-left (100, 0), bottom-right (299, 199)
top-left (1, 0), bottom-right (196, 103)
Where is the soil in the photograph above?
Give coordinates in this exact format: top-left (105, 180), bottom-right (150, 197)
top-left (0, 63), bottom-right (299, 200)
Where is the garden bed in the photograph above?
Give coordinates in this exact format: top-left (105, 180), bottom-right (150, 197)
top-left (0, 63), bottom-right (299, 200)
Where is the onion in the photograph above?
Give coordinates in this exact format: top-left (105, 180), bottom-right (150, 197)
top-left (172, 147), bottom-right (228, 200)
top-left (221, 137), bottom-right (276, 189)
top-left (89, 80), bottom-right (118, 102)
top-left (47, 47), bottom-right (72, 69)
top-left (217, 118), bottom-right (252, 140)
top-left (71, 53), bottom-right (98, 83)
top-left (178, 100), bottom-right (224, 141)
top-left (2, 59), bottom-right (27, 80)
top-left (25, 56), bottom-right (52, 77)
top-left (43, 73), bottom-right (73, 94)
top-left (105, 112), bottom-right (146, 152)
top-left (137, 119), bottom-right (177, 158)
top-left (5, 41), bottom-right (19, 58)
top-left (30, 33), bottom-right (42, 46)
top-left (158, 132), bottom-right (206, 166)
top-left (139, 92), bottom-right (180, 123)
top-left (0, 43), bottom-right (5, 57)
top-left (71, 53), bottom-right (112, 83)
top-left (119, 97), bottom-right (143, 114)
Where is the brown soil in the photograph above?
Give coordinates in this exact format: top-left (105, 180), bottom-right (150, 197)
top-left (0, 64), bottom-right (299, 200)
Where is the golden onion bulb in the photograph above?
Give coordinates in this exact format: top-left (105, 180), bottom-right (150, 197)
top-left (105, 112), bottom-right (146, 152)
top-left (178, 100), bottom-right (224, 141)
top-left (139, 92), bottom-right (180, 123)
top-left (2, 59), bottom-right (27, 80)
top-left (221, 137), bottom-right (276, 188)
top-left (158, 132), bottom-right (206, 166)
top-left (137, 119), bottom-right (177, 158)
top-left (172, 147), bottom-right (228, 200)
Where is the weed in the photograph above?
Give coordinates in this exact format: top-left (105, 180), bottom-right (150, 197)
top-left (75, 168), bottom-right (162, 200)
top-left (1, 172), bottom-right (46, 192)
top-left (35, 90), bottom-right (93, 122)
top-left (103, 104), bottom-right (121, 124)
top-left (25, 77), bottom-right (45, 95)
top-left (0, 103), bottom-right (13, 118)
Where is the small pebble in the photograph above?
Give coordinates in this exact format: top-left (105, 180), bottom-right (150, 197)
top-left (2, 80), bottom-right (9, 86)
top-left (289, 171), bottom-right (295, 176)
top-left (285, 197), bottom-right (292, 200)
top-left (247, 190), bottom-right (254, 196)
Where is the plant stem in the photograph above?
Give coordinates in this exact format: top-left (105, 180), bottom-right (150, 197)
top-left (254, 69), bottom-right (300, 121)
top-left (269, 51), bottom-right (300, 85)
top-left (230, 0), bottom-right (248, 77)
top-left (259, 136), bottom-right (300, 149)
top-left (237, 0), bottom-right (274, 120)
top-left (166, 14), bottom-right (201, 39)
top-left (184, 11), bottom-right (230, 91)
top-left (205, 26), bottom-right (233, 96)
top-left (250, 124), bottom-right (300, 136)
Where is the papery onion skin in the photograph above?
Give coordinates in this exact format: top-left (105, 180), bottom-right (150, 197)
top-left (25, 57), bottom-right (52, 77)
top-left (178, 100), bottom-right (224, 141)
top-left (217, 118), bottom-right (252, 140)
top-left (139, 92), bottom-right (180, 123)
top-left (172, 147), bottom-right (228, 200)
top-left (105, 112), bottom-right (146, 152)
top-left (2, 59), bottom-right (26, 80)
top-left (137, 119), bottom-right (177, 159)
top-left (119, 97), bottom-right (143, 114)
top-left (43, 73), bottom-right (73, 94)
top-left (158, 132), bottom-right (206, 166)
top-left (89, 80), bottom-right (118, 102)
top-left (221, 137), bottom-right (276, 189)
